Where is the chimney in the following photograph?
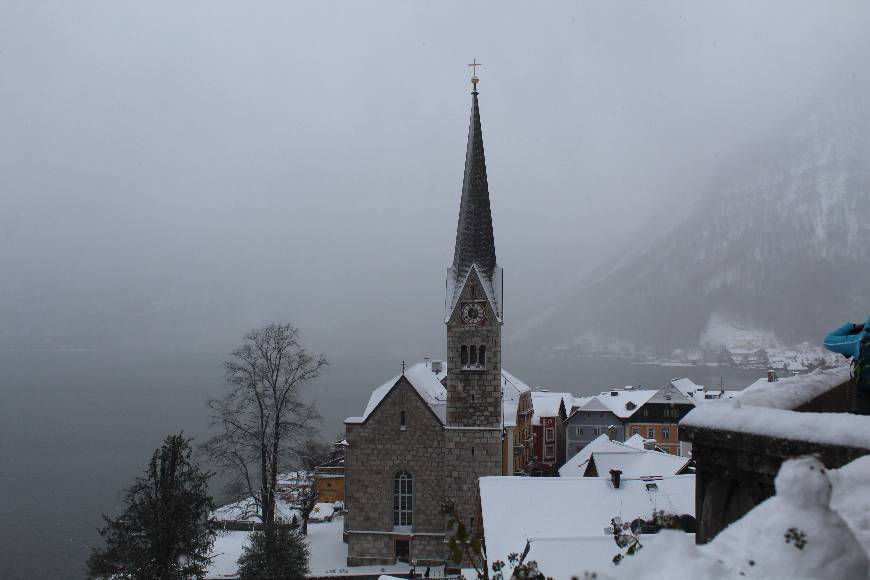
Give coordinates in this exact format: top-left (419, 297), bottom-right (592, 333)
top-left (610, 469), bottom-right (622, 489)
top-left (767, 370), bottom-right (777, 383)
top-left (431, 360), bottom-right (443, 374)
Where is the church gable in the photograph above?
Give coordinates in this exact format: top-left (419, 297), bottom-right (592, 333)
top-left (364, 375), bottom-right (444, 429)
top-left (446, 266), bottom-right (500, 328)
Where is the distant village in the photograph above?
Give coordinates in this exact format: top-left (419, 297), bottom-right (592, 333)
top-left (560, 337), bottom-right (841, 374)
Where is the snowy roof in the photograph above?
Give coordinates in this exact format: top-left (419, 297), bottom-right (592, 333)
top-left (594, 388), bottom-right (659, 419)
top-left (587, 450), bottom-right (690, 478)
top-left (346, 361), bottom-right (448, 425)
top-left (530, 391), bottom-right (571, 423)
top-left (558, 434), bottom-right (642, 477)
top-left (346, 360), bottom-right (531, 429)
top-left (624, 433), bottom-right (647, 449)
top-left (479, 475), bottom-right (695, 577)
top-left (571, 395), bottom-right (593, 412)
top-left (647, 383), bottom-right (695, 406)
top-left (669, 378), bottom-right (706, 398)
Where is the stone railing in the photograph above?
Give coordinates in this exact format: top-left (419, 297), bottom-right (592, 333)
top-left (679, 366), bottom-right (870, 543)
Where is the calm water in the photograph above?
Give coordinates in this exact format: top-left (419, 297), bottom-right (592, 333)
top-left (0, 349), bottom-right (761, 579)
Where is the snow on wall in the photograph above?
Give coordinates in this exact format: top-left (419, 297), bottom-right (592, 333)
top-left (681, 402), bottom-right (870, 449)
top-left (680, 365), bottom-right (868, 448)
top-left (736, 365), bottom-right (851, 410)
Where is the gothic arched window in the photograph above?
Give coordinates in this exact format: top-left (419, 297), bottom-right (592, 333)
top-left (393, 471), bottom-right (413, 526)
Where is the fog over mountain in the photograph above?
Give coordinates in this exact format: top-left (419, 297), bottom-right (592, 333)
top-left (2, 2), bottom-right (870, 360)
top-left (515, 68), bottom-right (870, 354)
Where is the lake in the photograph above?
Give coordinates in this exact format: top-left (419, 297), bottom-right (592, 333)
top-left (0, 349), bottom-right (761, 579)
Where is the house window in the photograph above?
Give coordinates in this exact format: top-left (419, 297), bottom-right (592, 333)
top-left (544, 444), bottom-right (555, 460)
top-left (545, 427), bottom-right (555, 443)
top-left (632, 428), bottom-right (639, 436)
top-left (642, 408), bottom-right (649, 417)
top-left (662, 427), bottom-right (670, 440)
top-left (647, 428), bottom-right (655, 439)
top-left (600, 413), bottom-right (605, 418)
top-left (400, 411), bottom-right (406, 431)
top-left (393, 471), bottom-right (413, 526)
top-left (575, 427), bottom-right (584, 437)
top-left (469, 345), bottom-right (478, 365)
top-left (478, 345), bottom-right (486, 367)
top-left (460, 345), bottom-right (468, 365)
top-left (593, 427), bottom-right (601, 437)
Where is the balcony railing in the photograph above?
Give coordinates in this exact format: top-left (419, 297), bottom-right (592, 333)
top-left (679, 366), bottom-right (870, 543)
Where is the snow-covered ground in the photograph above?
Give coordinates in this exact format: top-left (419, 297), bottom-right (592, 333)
top-left (206, 516), bottom-right (412, 579)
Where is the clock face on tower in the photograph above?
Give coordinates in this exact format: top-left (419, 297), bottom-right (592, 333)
top-left (461, 302), bottom-right (486, 325)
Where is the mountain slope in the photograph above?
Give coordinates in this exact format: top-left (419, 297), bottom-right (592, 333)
top-left (520, 77), bottom-right (870, 353)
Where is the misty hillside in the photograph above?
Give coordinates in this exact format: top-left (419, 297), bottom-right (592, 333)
top-left (518, 76), bottom-right (870, 354)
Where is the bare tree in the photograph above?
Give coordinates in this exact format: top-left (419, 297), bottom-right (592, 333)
top-left (203, 323), bottom-right (326, 526)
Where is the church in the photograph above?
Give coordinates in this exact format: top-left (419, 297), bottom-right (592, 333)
top-left (344, 72), bottom-right (532, 567)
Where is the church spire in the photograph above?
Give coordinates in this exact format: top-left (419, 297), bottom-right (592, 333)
top-left (446, 69), bottom-right (502, 323)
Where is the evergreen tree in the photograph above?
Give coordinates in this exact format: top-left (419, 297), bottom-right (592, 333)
top-left (87, 433), bottom-right (216, 579)
top-left (237, 525), bottom-right (310, 580)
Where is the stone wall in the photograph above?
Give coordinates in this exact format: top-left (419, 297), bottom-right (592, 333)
top-left (443, 428), bottom-right (502, 539)
top-left (345, 378), bottom-right (446, 565)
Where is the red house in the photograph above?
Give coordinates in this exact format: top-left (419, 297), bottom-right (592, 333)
top-left (528, 391), bottom-right (570, 475)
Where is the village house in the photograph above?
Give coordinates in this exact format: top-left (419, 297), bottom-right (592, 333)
top-left (528, 391), bottom-right (571, 475)
top-left (502, 371), bottom-right (532, 475)
top-left (564, 396), bottom-right (625, 458)
top-left (625, 383), bottom-right (694, 455)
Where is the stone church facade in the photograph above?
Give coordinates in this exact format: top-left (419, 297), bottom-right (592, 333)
top-left (344, 80), bottom-right (509, 566)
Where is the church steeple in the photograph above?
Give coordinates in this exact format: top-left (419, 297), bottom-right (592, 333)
top-left (446, 75), bottom-right (503, 323)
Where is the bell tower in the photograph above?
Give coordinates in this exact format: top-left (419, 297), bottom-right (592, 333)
top-left (443, 65), bottom-right (503, 538)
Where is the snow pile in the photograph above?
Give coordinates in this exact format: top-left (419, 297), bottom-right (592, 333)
top-left (830, 455), bottom-right (870, 557)
top-left (590, 457), bottom-right (870, 580)
top-left (704, 456), bottom-right (867, 579)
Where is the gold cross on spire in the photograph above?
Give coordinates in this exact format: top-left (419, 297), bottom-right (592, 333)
top-left (468, 58), bottom-right (482, 88)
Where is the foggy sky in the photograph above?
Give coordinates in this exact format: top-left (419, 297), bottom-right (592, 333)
top-left (2, 1), bottom-right (870, 359)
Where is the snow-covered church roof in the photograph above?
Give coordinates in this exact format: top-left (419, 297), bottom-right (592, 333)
top-left (345, 360), bottom-right (530, 427)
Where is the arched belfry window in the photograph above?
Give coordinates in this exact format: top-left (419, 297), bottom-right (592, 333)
top-left (478, 345), bottom-right (486, 366)
top-left (393, 471), bottom-right (413, 526)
